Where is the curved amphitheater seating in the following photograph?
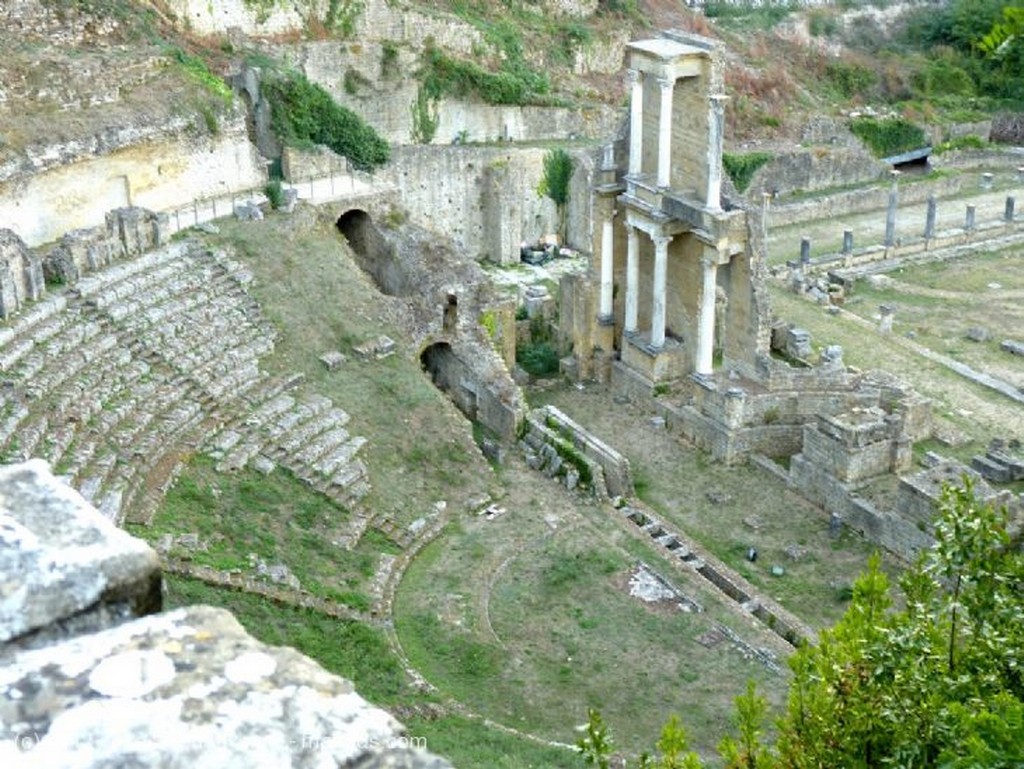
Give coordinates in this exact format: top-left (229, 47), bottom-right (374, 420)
top-left (0, 239), bottom-right (370, 542)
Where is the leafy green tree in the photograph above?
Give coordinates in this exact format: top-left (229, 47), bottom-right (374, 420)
top-left (538, 148), bottom-right (573, 244)
top-left (576, 708), bottom-right (615, 769)
top-left (776, 477), bottom-right (1024, 767)
top-left (718, 681), bottom-right (775, 769)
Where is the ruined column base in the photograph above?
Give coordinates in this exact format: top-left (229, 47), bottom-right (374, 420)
top-left (620, 332), bottom-right (686, 383)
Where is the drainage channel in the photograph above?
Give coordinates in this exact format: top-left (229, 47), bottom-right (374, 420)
top-left (622, 505), bottom-right (805, 647)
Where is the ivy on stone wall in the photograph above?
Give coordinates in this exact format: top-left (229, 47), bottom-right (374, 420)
top-left (419, 42), bottom-right (552, 107)
top-left (849, 117), bottom-right (928, 158)
top-left (263, 71), bottom-right (389, 172)
top-left (410, 84), bottom-right (440, 144)
top-left (241, 0), bottom-right (363, 36)
top-left (722, 151), bottom-right (772, 193)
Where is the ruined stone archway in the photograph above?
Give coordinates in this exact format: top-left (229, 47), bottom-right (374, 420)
top-left (336, 209), bottom-right (411, 296)
top-left (420, 341), bottom-right (478, 421)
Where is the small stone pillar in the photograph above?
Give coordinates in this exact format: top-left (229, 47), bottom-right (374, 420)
top-left (627, 70), bottom-right (643, 176)
top-left (800, 237), bottom-right (811, 265)
top-left (879, 304), bottom-right (895, 333)
top-left (650, 234), bottom-right (671, 349)
top-left (981, 172), bottom-right (994, 190)
top-left (1006, 196), bottom-right (1016, 223)
top-left (884, 170), bottom-right (900, 247)
top-left (842, 230), bottom-right (853, 255)
top-left (924, 195), bottom-right (937, 240)
top-left (656, 77), bottom-right (674, 188)
top-left (1018, 166), bottom-right (1024, 184)
top-left (624, 224), bottom-right (639, 335)
top-left (965, 204), bottom-right (976, 232)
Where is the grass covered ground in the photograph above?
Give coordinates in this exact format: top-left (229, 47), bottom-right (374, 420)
top-left (145, 206), bottom-right (1022, 768)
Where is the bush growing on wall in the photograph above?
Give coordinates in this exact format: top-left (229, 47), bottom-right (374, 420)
top-left (419, 42), bottom-right (551, 107)
top-left (263, 71), bottom-right (389, 172)
top-left (722, 151), bottom-right (772, 193)
top-left (849, 116), bottom-right (928, 158)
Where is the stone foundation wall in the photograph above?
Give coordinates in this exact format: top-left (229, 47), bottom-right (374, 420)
top-left (789, 453), bottom-right (933, 560)
top-left (537, 404), bottom-right (634, 497)
top-left (0, 117), bottom-right (264, 248)
top-left (387, 145), bottom-right (602, 262)
top-left (745, 146), bottom-right (887, 200)
top-left (800, 424), bottom-right (894, 483)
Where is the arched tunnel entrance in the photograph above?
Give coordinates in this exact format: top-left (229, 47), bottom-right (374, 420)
top-left (335, 209), bottom-right (410, 296)
top-left (420, 342), bottom-right (478, 421)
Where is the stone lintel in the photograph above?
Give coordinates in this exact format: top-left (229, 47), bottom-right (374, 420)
top-left (595, 182), bottom-right (626, 197)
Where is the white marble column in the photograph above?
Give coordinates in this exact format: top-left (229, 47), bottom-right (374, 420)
top-left (650, 234), bottom-right (671, 349)
top-left (695, 252), bottom-right (718, 375)
top-left (627, 69), bottom-right (643, 176)
top-left (705, 95), bottom-right (727, 211)
top-left (624, 224), bottom-right (639, 335)
top-left (656, 77), bottom-right (674, 188)
top-left (599, 210), bottom-right (615, 322)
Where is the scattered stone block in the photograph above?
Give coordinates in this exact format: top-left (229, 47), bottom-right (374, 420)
top-left (784, 544), bottom-right (807, 561)
top-left (771, 565), bottom-right (786, 577)
top-left (480, 438), bottom-right (504, 465)
top-left (251, 455), bottom-right (275, 475)
top-left (965, 327), bottom-right (991, 343)
top-left (319, 350), bottom-right (347, 370)
top-left (742, 515), bottom-right (765, 531)
top-left (233, 201), bottom-right (264, 221)
top-left (1000, 339), bottom-right (1024, 356)
top-left (354, 335), bottom-right (396, 360)
top-left (254, 560), bottom-right (300, 590)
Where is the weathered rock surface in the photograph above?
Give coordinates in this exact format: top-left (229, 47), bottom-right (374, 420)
top-left (0, 461), bottom-right (452, 769)
top-left (0, 459), bottom-right (161, 647)
top-left (0, 605), bottom-right (449, 769)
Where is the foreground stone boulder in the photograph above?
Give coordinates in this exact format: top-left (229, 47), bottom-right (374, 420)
top-left (0, 461), bottom-right (451, 768)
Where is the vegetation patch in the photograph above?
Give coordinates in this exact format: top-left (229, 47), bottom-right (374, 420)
top-left (263, 70), bottom-right (389, 171)
top-left (419, 41), bottom-right (553, 107)
top-left (165, 576), bottom-right (408, 704)
top-left (722, 151), bottom-right (772, 193)
top-left (849, 116), bottom-right (928, 158)
top-left (129, 455), bottom-right (377, 608)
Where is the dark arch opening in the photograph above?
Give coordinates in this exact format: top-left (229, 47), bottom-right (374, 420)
top-left (336, 209), bottom-right (372, 257)
top-left (336, 209), bottom-right (409, 296)
top-left (420, 342), bottom-right (477, 421)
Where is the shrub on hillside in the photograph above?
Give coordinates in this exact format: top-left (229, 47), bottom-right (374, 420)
top-left (263, 71), bottom-right (389, 172)
top-left (722, 151), bottom-right (772, 193)
top-left (849, 117), bottom-right (928, 158)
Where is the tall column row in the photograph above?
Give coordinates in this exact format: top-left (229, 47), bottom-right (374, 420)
top-left (626, 69), bottom-right (676, 188)
top-left (619, 224), bottom-right (720, 370)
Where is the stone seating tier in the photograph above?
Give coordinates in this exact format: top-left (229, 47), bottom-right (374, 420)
top-left (0, 240), bottom-right (370, 528)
